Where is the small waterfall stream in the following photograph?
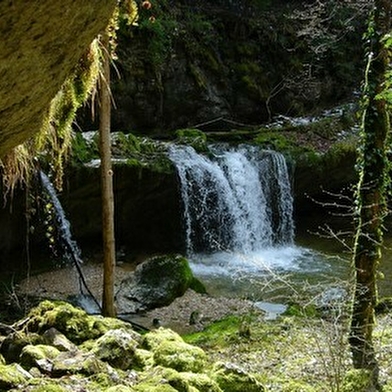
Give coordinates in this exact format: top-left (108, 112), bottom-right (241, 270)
top-left (39, 171), bottom-right (101, 311)
top-left (168, 144), bottom-right (294, 255)
top-left (39, 171), bottom-right (82, 266)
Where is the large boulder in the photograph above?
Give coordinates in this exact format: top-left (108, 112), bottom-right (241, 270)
top-left (118, 255), bottom-right (198, 311)
top-left (0, 0), bottom-right (116, 156)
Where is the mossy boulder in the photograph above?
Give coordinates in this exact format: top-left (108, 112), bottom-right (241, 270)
top-left (137, 366), bottom-right (222, 392)
top-left (175, 129), bottom-right (208, 152)
top-left (0, 363), bottom-right (32, 390)
top-left (41, 327), bottom-right (78, 352)
top-left (142, 328), bottom-right (185, 351)
top-left (0, 331), bottom-right (43, 364)
top-left (19, 344), bottom-right (61, 369)
top-left (153, 339), bottom-right (207, 373)
top-left (21, 382), bottom-right (69, 392)
top-left (142, 328), bottom-right (208, 373)
top-left (24, 300), bottom-right (133, 344)
top-left (212, 362), bottom-right (265, 392)
top-left (121, 255), bottom-right (197, 310)
top-left (90, 329), bottom-right (141, 370)
top-left (51, 351), bottom-right (114, 377)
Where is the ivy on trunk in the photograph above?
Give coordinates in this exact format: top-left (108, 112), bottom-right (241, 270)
top-left (349, 0), bottom-right (391, 388)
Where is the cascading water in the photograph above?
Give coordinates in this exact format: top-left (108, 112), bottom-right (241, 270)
top-left (168, 144), bottom-right (294, 254)
top-left (168, 144), bottom-right (327, 293)
top-left (39, 171), bottom-right (101, 311)
top-left (39, 171), bottom-right (83, 266)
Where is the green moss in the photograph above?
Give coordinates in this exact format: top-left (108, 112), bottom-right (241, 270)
top-left (184, 315), bottom-right (244, 348)
top-left (143, 328), bottom-right (185, 351)
top-left (135, 366), bottom-right (220, 392)
top-left (106, 386), bottom-right (136, 392)
top-left (153, 339), bottom-right (207, 373)
top-left (253, 130), bottom-right (299, 152)
top-left (25, 300), bottom-right (133, 344)
top-left (281, 380), bottom-right (315, 391)
top-left (283, 303), bottom-right (319, 318)
top-left (341, 369), bottom-right (373, 392)
top-left (90, 328), bottom-right (140, 370)
top-left (0, 363), bottom-right (30, 390)
top-left (212, 362), bottom-right (265, 392)
top-left (71, 132), bottom-right (99, 163)
top-left (20, 344), bottom-right (60, 369)
top-left (27, 382), bottom-right (69, 392)
top-left (189, 278), bottom-right (207, 294)
top-left (134, 348), bottom-right (154, 370)
top-left (0, 331), bottom-right (43, 364)
top-left (175, 128), bottom-right (208, 152)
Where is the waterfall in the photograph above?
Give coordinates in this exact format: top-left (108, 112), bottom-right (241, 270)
top-left (39, 171), bottom-right (101, 311)
top-left (168, 144), bottom-right (294, 255)
top-left (39, 171), bottom-right (82, 266)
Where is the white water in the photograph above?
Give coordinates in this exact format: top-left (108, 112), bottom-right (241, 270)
top-left (169, 145), bottom-right (294, 254)
top-left (168, 144), bottom-right (346, 297)
top-left (39, 171), bottom-right (82, 266)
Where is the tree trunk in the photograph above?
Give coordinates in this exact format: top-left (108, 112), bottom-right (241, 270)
top-left (99, 28), bottom-right (116, 318)
top-left (349, 0), bottom-right (391, 388)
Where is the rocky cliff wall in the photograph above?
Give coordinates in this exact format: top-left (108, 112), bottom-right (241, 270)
top-left (79, 0), bottom-right (369, 135)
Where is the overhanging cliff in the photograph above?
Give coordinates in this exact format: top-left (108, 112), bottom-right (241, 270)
top-left (0, 0), bottom-right (117, 156)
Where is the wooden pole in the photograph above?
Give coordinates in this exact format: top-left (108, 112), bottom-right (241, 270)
top-left (99, 28), bottom-right (116, 317)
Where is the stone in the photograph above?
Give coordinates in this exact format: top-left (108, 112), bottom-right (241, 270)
top-left (152, 340), bottom-right (207, 373)
top-left (51, 351), bottom-right (113, 377)
top-left (42, 327), bottom-right (78, 352)
top-left (121, 255), bottom-right (195, 310)
top-left (25, 300), bottom-right (134, 344)
top-left (19, 344), bottom-right (60, 370)
top-left (0, 363), bottom-right (32, 390)
top-left (0, 0), bottom-right (117, 156)
top-left (90, 329), bottom-right (141, 370)
top-left (212, 362), bottom-right (265, 392)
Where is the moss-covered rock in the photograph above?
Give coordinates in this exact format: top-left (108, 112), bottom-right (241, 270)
top-left (153, 339), bottom-right (207, 373)
top-left (138, 366), bottom-right (222, 392)
top-left (90, 329), bottom-right (141, 370)
top-left (175, 129), bottom-right (208, 152)
top-left (142, 328), bottom-right (208, 373)
top-left (19, 344), bottom-right (61, 369)
top-left (143, 328), bottom-right (185, 351)
top-left (51, 351), bottom-right (113, 377)
top-left (0, 331), bottom-right (43, 364)
top-left (23, 382), bottom-right (69, 392)
top-left (122, 255), bottom-right (195, 310)
top-left (25, 300), bottom-right (133, 344)
top-left (106, 386), bottom-right (136, 392)
top-left (212, 362), bottom-right (265, 392)
top-left (41, 327), bottom-right (78, 352)
top-left (0, 363), bottom-right (32, 390)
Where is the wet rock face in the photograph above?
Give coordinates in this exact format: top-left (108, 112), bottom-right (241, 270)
top-left (0, 0), bottom-right (116, 156)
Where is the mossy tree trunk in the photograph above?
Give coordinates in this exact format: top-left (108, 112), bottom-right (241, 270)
top-left (99, 27), bottom-right (117, 318)
top-left (349, 0), bottom-right (391, 388)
